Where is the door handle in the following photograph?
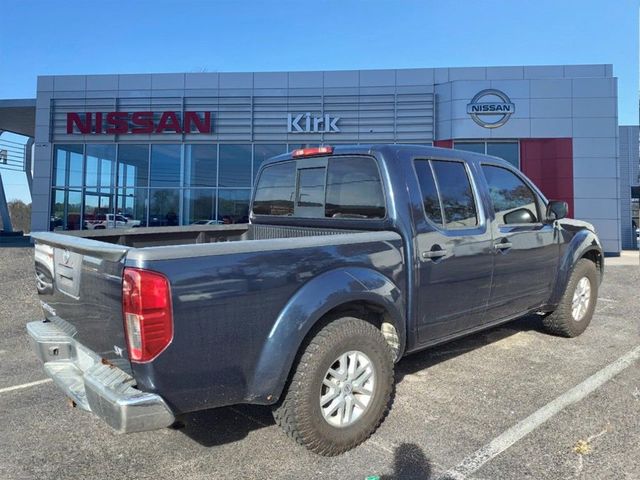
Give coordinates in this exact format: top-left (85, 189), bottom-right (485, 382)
top-left (422, 248), bottom-right (447, 259)
top-left (494, 241), bottom-right (513, 251)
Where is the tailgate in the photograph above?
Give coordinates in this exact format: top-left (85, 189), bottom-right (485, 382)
top-left (32, 232), bottom-right (131, 360)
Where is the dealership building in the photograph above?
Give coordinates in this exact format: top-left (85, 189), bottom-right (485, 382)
top-left (0, 64), bottom-right (628, 254)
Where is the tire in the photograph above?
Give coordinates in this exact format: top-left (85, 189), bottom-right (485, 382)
top-left (273, 316), bottom-right (395, 456)
top-left (543, 258), bottom-right (599, 337)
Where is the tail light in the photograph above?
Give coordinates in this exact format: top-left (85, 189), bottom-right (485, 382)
top-left (292, 146), bottom-right (334, 158)
top-left (122, 268), bottom-right (173, 363)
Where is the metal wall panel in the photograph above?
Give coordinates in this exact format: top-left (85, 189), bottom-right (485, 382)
top-left (50, 90), bottom-right (434, 144)
top-left (619, 125), bottom-right (639, 249)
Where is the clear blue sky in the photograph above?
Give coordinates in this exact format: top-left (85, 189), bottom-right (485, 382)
top-left (1, 0), bottom-right (638, 202)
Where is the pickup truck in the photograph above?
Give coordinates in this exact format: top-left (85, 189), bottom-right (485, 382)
top-left (28, 144), bottom-right (603, 456)
top-left (84, 213), bottom-right (142, 230)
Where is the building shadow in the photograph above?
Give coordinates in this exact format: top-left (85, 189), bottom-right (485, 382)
top-left (0, 240), bottom-right (32, 248)
top-left (379, 442), bottom-right (433, 479)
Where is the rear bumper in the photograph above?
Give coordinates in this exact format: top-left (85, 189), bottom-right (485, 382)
top-left (27, 320), bottom-right (175, 433)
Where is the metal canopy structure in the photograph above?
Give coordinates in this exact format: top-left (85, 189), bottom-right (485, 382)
top-left (0, 135), bottom-right (28, 172)
top-left (0, 99), bottom-right (35, 234)
top-left (0, 131), bottom-right (32, 233)
top-left (0, 99), bottom-right (36, 137)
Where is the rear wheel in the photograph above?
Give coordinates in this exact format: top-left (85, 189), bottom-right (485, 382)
top-left (543, 259), bottom-right (599, 337)
top-left (273, 316), bottom-right (394, 456)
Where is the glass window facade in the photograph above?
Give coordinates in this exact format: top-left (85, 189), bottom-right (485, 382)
top-left (150, 144), bottom-right (181, 188)
top-left (54, 145), bottom-right (84, 188)
top-left (49, 143), bottom-right (293, 230)
top-left (218, 189), bottom-right (251, 224)
top-left (219, 144), bottom-right (252, 187)
top-left (186, 144), bottom-right (217, 187)
top-left (185, 189), bottom-right (217, 224)
top-left (454, 141), bottom-right (520, 168)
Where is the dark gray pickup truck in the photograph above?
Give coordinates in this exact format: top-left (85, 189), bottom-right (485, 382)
top-left (28, 144), bottom-right (603, 455)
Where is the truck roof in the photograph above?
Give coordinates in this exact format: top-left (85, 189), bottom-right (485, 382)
top-left (263, 144), bottom-right (515, 170)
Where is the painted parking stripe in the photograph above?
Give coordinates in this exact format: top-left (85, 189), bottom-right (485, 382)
top-left (0, 378), bottom-right (52, 394)
top-left (439, 345), bottom-right (640, 480)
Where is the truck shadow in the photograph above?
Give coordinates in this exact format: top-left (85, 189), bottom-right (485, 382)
top-left (395, 314), bottom-right (542, 384)
top-left (179, 314), bottom-right (542, 448)
top-left (177, 403), bottom-right (275, 448)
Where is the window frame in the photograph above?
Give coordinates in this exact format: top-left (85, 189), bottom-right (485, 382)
top-left (453, 140), bottom-right (520, 169)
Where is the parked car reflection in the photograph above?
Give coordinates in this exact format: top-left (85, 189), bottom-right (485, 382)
top-left (34, 243), bottom-right (54, 295)
top-left (85, 213), bottom-right (141, 230)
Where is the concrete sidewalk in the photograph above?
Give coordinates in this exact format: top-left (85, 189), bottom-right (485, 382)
top-left (606, 250), bottom-right (639, 267)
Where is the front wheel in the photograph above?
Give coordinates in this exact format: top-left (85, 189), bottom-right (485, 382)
top-left (273, 316), bottom-right (395, 456)
top-left (543, 258), bottom-right (599, 337)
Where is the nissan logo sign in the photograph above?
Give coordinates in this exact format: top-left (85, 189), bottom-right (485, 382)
top-left (466, 89), bottom-right (515, 129)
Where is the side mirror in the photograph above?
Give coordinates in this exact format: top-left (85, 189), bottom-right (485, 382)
top-left (504, 208), bottom-right (536, 224)
top-left (546, 200), bottom-right (568, 222)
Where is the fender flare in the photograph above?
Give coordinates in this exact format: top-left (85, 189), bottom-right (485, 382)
top-left (548, 230), bottom-right (603, 307)
top-left (246, 267), bottom-right (405, 403)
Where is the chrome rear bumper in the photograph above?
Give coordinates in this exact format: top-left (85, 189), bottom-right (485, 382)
top-left (27, 320), bottom-right (174, 433)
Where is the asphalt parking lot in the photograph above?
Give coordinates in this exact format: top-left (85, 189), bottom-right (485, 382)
top-left (1, 246), bottom-right (638, 480)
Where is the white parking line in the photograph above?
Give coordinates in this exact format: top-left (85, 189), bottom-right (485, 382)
top-left (0, 378), bottom-right (52, 394)
top-left (439, 345), bottom-right (640, 480)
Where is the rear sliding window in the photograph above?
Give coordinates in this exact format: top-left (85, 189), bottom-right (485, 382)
top-left (253, 156), bottom-right (385, 219)
top-left (252, 161), bottom-right (296, 216)
top-left (325, 157), bottom-right (385, 219)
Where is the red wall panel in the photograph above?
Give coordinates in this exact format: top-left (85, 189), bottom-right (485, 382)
top-left (520, 138), bottom-right (574, 217)
top-left (432, 138), bottom-right (574, 218)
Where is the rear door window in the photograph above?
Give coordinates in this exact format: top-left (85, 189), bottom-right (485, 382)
top-left (431, 160), bottom-right (478, 228)
top-left (414, 160), bottom-right (443, 226)
top-left (414, 159), bottom-right (478, 229)
top-left (324, 157), bottom-right (385, 219)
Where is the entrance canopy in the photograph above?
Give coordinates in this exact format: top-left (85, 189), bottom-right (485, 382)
top-left (0, 99), bottom-right (36, 137)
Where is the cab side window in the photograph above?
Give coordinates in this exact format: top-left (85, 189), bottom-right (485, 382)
top-left (432, 161), bottom-right (478, 228)
top-left (414, 159), bottom-right (478, 229)
top-left (414, 160), bottom-right (443, 226)
top-left (482, 165), bottom-right (539, 224)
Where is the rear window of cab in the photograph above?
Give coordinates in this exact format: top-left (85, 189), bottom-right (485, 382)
top-left (252, 156), bottom-right (385, 219)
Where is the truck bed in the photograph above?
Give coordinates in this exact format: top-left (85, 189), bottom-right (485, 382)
top-left (32, 224), bottom-right (405, 413)
top-left (56, 223), bottom-right (359, 248)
